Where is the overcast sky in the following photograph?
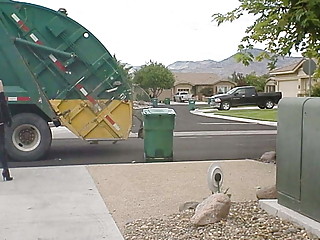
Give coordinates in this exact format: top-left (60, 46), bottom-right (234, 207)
top-left (25, 0), bottom-right (262, 66)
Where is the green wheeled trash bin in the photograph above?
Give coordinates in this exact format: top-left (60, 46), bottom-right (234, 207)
top-left (164, 98), bottom-right (171, 105)
top-left (188, 99), bottom-right (196, 110)
top-left (151, 98), bottom-right (158, 107)
top-left (142, 108), bottom-right (176, 161)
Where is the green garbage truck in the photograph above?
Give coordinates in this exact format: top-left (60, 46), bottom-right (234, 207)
top-left (0, 0), bottom-right (133, 161)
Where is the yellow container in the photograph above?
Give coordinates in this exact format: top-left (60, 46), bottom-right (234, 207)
top-left (50, 99), bottom-right (132, 140)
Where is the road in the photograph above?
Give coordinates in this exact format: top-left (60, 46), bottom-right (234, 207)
top-left (10, 105), bottom-right (277, 168)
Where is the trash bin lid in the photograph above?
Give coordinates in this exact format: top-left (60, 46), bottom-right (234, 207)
top-left (142, 108), bottom-right (176, 115)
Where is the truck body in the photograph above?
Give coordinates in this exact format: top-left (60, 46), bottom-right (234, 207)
top-left (173, 91), bottom-right (193, 102)
top-left (209, 86), bottom-right (282, 110)
top-left (0, 0), bottom-right (132, 161)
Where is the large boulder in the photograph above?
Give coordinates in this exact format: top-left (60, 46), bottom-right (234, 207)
top-left (256, 185), bottom-right (277, 199)
top-left (260, 151), bottom-right (276, 163)
top-left (190, 193), bottom-right (231, 226)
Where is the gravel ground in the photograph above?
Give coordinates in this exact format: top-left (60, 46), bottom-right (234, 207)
top-left (124, 201), bottom-right (319, 240)
top-left (87, 160), bottom-right (276, 232)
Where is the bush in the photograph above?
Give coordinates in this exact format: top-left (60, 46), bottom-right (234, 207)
top-left (311, 82), bottom-right (320, 97)
top-left (200, 87), bottom-right (213, 97)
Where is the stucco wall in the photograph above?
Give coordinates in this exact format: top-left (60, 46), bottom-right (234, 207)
top-left (158, 89), bottom-right (173, 101)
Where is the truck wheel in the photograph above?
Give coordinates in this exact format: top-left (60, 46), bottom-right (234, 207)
top-left (258, 105), bottom-right (266, 109)
top-left (5, 113), bottom-right (52, 161)
top-left (265, 100), bottom-right (274, 109)
top-left (220, 101), bottom-right (231, 110)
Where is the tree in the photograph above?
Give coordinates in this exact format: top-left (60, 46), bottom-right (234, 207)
top-left (212, 0), bottom-right (320, 72)
top-left (200, 87), bottom-right (213, 97)
top-left (244, 73), bottom-right (269, 92)
top-left (311, 82), bottom-right (320, 97)
top-left (229, 71), bottom-right (269, 91)
top-left (133, 61), bottom-right (175, 98)
top-left (229, 71), bottom-right (247, 86)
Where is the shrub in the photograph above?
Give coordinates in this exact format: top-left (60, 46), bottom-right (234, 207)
top-left (311, 82), bottom-right (320, 97)
top-left (200, 87), bottom-right (213, 97)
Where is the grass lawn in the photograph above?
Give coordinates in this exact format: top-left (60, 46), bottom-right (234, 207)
top-left (214, 109), bottom-right (278, 122)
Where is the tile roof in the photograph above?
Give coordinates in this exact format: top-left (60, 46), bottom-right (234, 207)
top-left (270, 59), bottom-right (304, 74)
top-left (174, 73), bottom-right (224, 86)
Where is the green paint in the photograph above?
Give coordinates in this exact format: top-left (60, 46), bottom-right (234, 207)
top-left (0, 0), bottom-right (130, 120)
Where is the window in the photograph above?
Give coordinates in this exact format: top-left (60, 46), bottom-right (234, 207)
top-left (217, 85), bottom-right (231, 94)
top-left (266, 85), bottom-right (275, 92)
top-left (246, 88), bottom-right (256, 96)
top-left (177, 89), bottom-right (190, 92)
top-left (235, 89), bottom-right (246, 95)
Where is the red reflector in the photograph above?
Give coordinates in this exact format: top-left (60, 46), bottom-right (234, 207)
top-left (105, 115), bottom-right (115, 125)
top-left (18, 96), bottom-right (31, 101)
top-left (18, 20), bottom-right (30, 32)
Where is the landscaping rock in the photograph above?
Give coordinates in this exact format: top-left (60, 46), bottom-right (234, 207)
top-left (190, 193), bottom-right (231, 226)
top-left (256, 185), bottom-right (277, 199)
top-left (125, 201), bottom-right (320, 240)
top-left (260, 151), bottom-right (276, 163)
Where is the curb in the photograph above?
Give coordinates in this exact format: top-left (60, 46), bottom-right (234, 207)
top-left (191, 109), bottom-right (277, 127)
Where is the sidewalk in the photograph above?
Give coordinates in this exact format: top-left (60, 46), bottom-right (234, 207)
top-left (0, 166), bottom-right (124, 240)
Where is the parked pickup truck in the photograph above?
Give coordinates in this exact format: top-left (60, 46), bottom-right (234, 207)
top-left (173, 91), bottom-right (193, 102)
top-left (209, 86), bottom-right (282, 110)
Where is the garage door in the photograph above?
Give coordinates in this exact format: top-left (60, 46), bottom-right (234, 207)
top-left (278, 81), bottom-right (298, 97)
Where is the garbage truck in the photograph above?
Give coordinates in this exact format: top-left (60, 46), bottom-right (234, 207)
top-left (0, 0), bottom-right (133, 161)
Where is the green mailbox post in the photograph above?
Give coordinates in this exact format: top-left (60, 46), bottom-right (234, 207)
top-left (277, 97), bottom-right (320, 222)
top-left (142, 108), bottom-right (176, 161)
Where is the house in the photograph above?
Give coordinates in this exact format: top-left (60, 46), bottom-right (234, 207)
top-left (269, 58), bottom-right (317, 97)
top-left (159, 73), bottom-right (236, 101)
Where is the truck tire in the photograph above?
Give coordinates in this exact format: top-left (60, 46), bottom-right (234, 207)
top-left (265, 100), bottom-right (274, 109)
top-left (258, 105), bottom-right (266, 109)
top-left (220, 101), bottom-right (231, 111)
top-left (5, 113), bottom-right (52, 161)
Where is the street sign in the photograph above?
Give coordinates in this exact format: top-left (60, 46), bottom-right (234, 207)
top-left (302, 59), bottom-right (317, 96)
top-left (302, 59), bottom-right (316, 75)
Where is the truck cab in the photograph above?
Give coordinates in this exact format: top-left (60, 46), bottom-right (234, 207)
top-left (227, 86), bottom-right (258, 105)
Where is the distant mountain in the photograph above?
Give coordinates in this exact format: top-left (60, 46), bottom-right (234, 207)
top-left (168, 49), bottom-right (302, 78)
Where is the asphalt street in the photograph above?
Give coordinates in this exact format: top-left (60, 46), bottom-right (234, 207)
top-left (173, 104), bottom-right (276, 132)
top-left (9, 105), bottom-right (277, 168)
